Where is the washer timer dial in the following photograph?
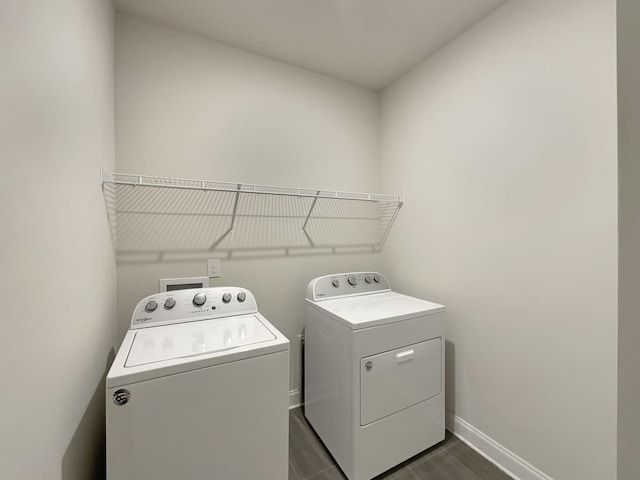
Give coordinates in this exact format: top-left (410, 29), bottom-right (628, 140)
top-left (192, 293), bottom-right (207, 307)
top-left (144, 300), bottom-right (158, 312)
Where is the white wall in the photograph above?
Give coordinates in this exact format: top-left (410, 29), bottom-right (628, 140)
top-left (115, 14), bottom-right (381, 393)
top-left (617, 0), bottom-right (640, 478)
top-left (380, 0), bottom-right (618, 479)
top-left (0, 1), bottom-right (116, 479)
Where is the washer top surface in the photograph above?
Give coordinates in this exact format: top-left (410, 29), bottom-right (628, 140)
top-left (107, 287), bottom-right (289, 388)
top-left (306, 272), bottom-right (444, 329)
top-left (126, 313), bottom-right (276, 368)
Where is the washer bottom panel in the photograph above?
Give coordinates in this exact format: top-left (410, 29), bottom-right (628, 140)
top-left (106, 350), bottom-right (289, 480)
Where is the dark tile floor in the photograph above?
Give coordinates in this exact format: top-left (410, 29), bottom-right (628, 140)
top-left (288, 407), bottom-right (512, 480)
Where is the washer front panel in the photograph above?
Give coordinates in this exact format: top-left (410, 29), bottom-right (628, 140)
top-left (107, 349), bottom-right (289, 480)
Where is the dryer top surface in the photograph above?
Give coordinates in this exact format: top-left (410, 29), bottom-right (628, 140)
top-left (306, 291), bottom-right (444, 329)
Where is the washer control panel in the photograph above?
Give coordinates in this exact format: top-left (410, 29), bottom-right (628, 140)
top-left (130, 287), bottom-right (257, 329)
top-left (306, 272), bottom-right (391, 301)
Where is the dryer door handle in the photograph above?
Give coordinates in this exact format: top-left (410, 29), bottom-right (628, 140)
top-left (396, 349), bottom-right (415, 363)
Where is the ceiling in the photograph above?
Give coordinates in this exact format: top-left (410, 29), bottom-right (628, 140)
top-left (114, 0), bottom-right (508, 90)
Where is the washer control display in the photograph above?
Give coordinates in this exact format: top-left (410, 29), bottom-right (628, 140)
top-left (131, 287), bottom-right (257, 329)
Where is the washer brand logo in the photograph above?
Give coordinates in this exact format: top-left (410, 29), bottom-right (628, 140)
top-left (113, 389), bottom-right (131, 406)
top-left (136, 316), bottom-right (152, 323)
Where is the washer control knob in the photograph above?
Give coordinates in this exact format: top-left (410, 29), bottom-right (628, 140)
top-left (164, 298), bottom-right (176, 309)
top-left (365, 276), bottom-right (372, 284)
top-left (373, 275), bottom-right (381, 283)
top-left (222, 293), bottom-right (232, 303)
top-left (144, 300), bottom-right (158, 312)
top-left (347, 276), bottom-right (357, 286)
top-left (237, 291), bottom-right (246, 303)
top-left (192, 293), bottom-right (207, 307)
top-left (331, 279), bottom-right (340, 288)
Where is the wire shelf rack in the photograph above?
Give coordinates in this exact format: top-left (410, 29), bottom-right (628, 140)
top-left (101, 171), bottom-right (403, 261)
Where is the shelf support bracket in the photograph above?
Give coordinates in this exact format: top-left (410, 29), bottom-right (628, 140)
top-left (100, 169), bottom-right (114, 187)
top-left (377, 201), bottom-right (403, 250)
top-left (209, 184), bottom-right (242, 251)
top-left (302, 191), bottom-right (320, 247)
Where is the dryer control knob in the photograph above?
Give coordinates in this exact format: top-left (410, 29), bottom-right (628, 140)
top-left (192, 293), bottom-right (207, 307)
top-left (237, 292), bottom-right (246, 302)
top-left (222, 293), bottom-right (232, 303)
top-left (365, 276), bottom-right (372, 283)
top-left (348, 276), bottom-right (357, 286)
top-left (373, 275), bottom-right (381, 283)
top-left (164, 298), bottom-right (176, 309)
top-left (144, 300), bottom-right (158, 312)
top-left (331, 279), bottom-right (340, 288)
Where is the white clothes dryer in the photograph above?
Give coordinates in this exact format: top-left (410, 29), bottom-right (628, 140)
top-left (106, 287), bottom-right (289, 480)
top-left (304, 272), bottom-right (445, 480)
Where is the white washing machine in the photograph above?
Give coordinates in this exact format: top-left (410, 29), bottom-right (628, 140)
top-left (304, 272), bottom-right (445, 480)
top-left (106, 286), bottom-right (289, 480)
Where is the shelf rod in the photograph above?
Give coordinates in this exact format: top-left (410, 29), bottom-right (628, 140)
top-left (118, 242), bottom-right (379, 256)
top-left (119, 181), bottom-right (397, 203)
top-left (103, 173), bottom-right (400, 204)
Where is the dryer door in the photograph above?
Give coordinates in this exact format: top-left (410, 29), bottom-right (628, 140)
top-left (360, 338), bottom-right (442, 426)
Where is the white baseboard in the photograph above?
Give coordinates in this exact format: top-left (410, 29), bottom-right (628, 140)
top-left (289, 389), bottom-right (301, 410)
top-left (446, 412), bottom-right (554, 480)
top-left (286, 399), bottom-right (551, 479)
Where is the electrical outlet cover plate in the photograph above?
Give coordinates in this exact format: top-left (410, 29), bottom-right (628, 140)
top-left (208, 259), bottom-right (221, 278)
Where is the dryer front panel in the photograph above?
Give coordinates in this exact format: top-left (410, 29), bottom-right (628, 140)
top-left (360, 338), bottom-right (442, 426)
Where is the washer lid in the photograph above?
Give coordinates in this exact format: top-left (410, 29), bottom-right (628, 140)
top-left (106, 312), bottom-right (289, 388)
top-left (307, 291), bottom-right (444, 329)
top-left (126, 314), bottom-right (275, 367)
